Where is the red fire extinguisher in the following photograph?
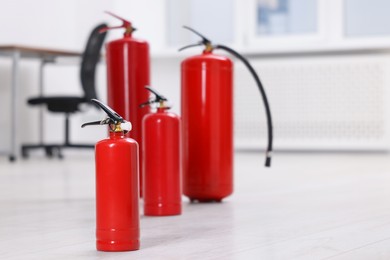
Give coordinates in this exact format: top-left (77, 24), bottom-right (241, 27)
top-left (101, 11), bottom-right (150, 196)
top-left (180, 26), bottom-right (273, 202)
top-left (140, 87), bottom-right (182, 216)
top-left (82, 99), bottom-right (139, 252)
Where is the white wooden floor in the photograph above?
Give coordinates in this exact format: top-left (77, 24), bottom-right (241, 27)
top-left (1, 151), bottom-right (390, 259)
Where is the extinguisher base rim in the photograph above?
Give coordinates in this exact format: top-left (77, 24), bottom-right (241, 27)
top-left (144, 203), bottom-right (182, 216)
top-left (189, 198), bottom-right (224, 203)
top-left (97, 239), bottom-right (140, 252)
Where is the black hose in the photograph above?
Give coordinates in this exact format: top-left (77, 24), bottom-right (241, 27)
top-left (215, 45), bottom-right (273, 167)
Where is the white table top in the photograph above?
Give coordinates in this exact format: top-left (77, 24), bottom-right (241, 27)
top-left (0, 44), bottom-right (81, 59)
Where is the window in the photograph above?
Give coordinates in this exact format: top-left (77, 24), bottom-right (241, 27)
top-left (256, 0), bottom-right (317, 36)
top-left (345, 0), bottom-right (390, 37)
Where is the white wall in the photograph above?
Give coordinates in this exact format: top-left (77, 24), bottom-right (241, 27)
top-left (0, 0), bottom-right (170, 156)
top-left (3, 0), bottom-right (386, 157)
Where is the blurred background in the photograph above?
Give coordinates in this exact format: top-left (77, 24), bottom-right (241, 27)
top-left (1, 0), bottom-right (390, 157)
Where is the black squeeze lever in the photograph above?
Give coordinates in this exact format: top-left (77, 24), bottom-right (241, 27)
top-left (100, 11), bottom-right (137, 36)
top-left (179, 26), bottom-right (274, 167)
top-left (81, 99), bottom-right (124, 128)
top-left (139, 87), bottom-right (168, 108)
top-left (178, 26), bottom-right (212, 52)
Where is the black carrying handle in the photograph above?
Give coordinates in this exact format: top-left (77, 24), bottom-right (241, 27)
top-left (179, 26), bottom-right (273, 167)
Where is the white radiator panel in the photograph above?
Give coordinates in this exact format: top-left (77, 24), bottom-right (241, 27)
top-left (234, 54), bottom-right (390, 151)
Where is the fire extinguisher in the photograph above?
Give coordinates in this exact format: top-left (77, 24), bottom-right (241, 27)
top-left (180, 26), bottom-right (273, 202)
top-left (81, 99), bottom-right (139, 252)
top-left (101, 11), bottom-right (150, 196)
top-left (140, 87), bottom-right (182, 216)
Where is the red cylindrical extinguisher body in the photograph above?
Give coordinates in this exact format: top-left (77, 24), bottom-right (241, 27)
top-left (142, 108), bottom-right (182, 215)
top-left (95, 131), bottom-right (140, 251)
top-left (181, 52), bottom-right (233, 202)
top-left (106, 35), bottom-right (150, 196)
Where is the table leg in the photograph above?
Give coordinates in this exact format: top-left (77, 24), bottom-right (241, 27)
top-left (10, 51), bottom-right (20, 161)
top-left (38, 59), bottom-right (47, 145)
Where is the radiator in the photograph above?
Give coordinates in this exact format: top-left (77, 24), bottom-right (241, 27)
top-left (234, 54), bottom-right (390, 151)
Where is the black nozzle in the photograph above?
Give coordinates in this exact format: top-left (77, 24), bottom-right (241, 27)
top-left (265, 154), bottom-right (272, 167)
top-left (178, 26), bottom-right (213, 52)
top-left (139, 87), bottom-right (168, 108)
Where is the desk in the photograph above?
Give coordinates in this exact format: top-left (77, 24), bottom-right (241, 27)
top-left (0, 45), bottom-right (81, 161)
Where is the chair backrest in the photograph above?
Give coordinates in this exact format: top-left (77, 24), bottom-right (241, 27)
top-left (80, 23), bottom-right (107, 101)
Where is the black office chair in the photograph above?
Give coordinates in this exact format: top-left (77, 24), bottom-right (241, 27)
top-left (21, 23), bottom-right (107, 158)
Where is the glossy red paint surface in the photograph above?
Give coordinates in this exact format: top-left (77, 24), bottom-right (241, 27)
top-left (95, 131), bottom-right (140, 251)
top-left (106, 35), bottom-right (150, 196)
top-left (181, 51), bottom-right (233, 202)
top-left (142, 108), bottom-right (182, 215)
